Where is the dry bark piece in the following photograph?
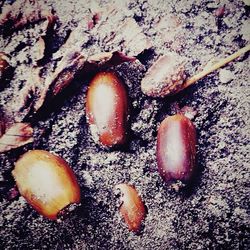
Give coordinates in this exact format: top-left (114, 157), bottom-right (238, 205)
top-left (141, 44), bottom-right (250, 97)
top-left (115, 183), bottom-right (146, 233)
top-left (58, 6), bottom-right (151, 57)
top-left (37, 51), bottom-right (135, 114)
top-left (0, 0), bottom-right (54, 35)
top-left (141, 53), bottom-right (187, 97)
top-left (0, 123), bottom-right (33, 153)
top-left (48, 6), bottom-right (150, 99)
top-left (17, 51), bottom-right (135, 120)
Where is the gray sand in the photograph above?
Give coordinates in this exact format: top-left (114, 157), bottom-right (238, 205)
top-left (0, 0), bottom-right (249, 249)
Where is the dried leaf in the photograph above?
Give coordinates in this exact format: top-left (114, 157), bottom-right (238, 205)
top-left (0, 0), bottom-right (54, 35)
top-left (13, 4), bottom-right (151, 119)
top-left (101, 17), bottom-right (151, 57)
top-left (33, 51), bottom-right (135, 113)
top-left (0, 123), bottom-right (33, 153)
top-left (34, 51), bottom-right (85, 112)
top-left (87, 51), bottom-right (136, 70)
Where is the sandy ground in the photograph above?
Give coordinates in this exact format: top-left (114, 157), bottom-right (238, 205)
top-left (0, 0), bottom-right (249, 249)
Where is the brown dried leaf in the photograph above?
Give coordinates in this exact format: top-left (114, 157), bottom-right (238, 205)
top-left (87, 51), bottom-right (136, 70)
top-left (16, 4), bottom-right (150, 118)
top-left (34, 51), bottom-right (85, 112)
top-left (0, 123), bottom-right (33, 153)
top-left (102, 17), bottom-right (152, 57)
top-left (9, 66), bottom-right (41, 122)
top-left (33, 51), bottom-right (135, 113)
top-left (0, 0), bottom-right (54, 34)
top-left (141, 53), bottom-right (187, 97)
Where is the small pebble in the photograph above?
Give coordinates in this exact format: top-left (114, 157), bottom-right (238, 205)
top-left (219, 69), bottom-right (234, 83)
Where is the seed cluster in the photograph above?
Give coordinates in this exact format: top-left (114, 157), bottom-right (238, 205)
top-left (12, 71), bottom-right (198, 232)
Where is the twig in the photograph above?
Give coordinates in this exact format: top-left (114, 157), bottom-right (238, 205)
top-left (182, 44), bottom-right (250, 89)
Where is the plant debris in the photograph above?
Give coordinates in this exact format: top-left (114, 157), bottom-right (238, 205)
top-left (0, 122), bottom-right (33, 153)
top-left (141, 53), bottom-right (187, 97)
top-left (141, 44), bottom-right (250, 97)
top-left (13, 6), bottom-right (151, 120)
top-left (0, 0), bottom-right (55, 35)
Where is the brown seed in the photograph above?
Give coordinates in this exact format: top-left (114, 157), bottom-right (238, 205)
top-left (12, 150), bottom-right (81, 220)
top-left (115, 183), bottom-right (146, 232)
top-left (157, 114), bottom-right (197, 183)
top-left (86, 72), bottom-right (129, 147)
top-left (141, 53), bottom-right (187, 97)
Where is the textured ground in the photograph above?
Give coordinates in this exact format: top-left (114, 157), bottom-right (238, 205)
top-left (0, 0), bottom-right (249, 249)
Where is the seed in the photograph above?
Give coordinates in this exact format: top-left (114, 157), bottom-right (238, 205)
top-left (157, 114), bottom-right (196, 183)
top-left (115, 183), bottom-right (146, 232)
top-left (12, 150), bottom-right (81, 220)
top-left (86, 72), bottom-right (129, 147)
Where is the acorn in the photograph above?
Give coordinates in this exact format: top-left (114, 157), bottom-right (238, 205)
top-left (12, 150), bottom-right (81, 220)
top-left (115, 183), bottom-right (146, 233)
top-left (86, 72), bottom-right (129, 147)
top-left (157, 114), bottom-right (197, 183)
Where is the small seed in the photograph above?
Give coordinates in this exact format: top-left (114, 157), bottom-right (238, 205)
top-left (115, 183), bottom-right (146, 232)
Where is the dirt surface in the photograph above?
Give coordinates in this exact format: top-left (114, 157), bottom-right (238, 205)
top-left (0, 0), bottom-right (249, 249)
